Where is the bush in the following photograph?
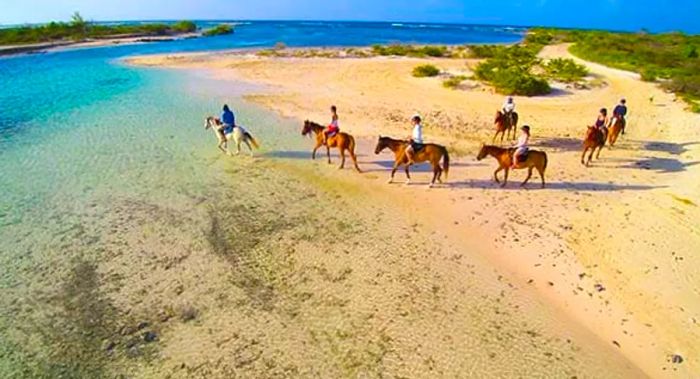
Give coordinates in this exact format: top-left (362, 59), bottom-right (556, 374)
top-left (202, 24), bottom-right (233, 36)
top-left (171, 21), bottom-right (197, 33)
top-left (442, 75), bottom-right (468, 89)
top-left (640, 68), bottom-right (658, 82)
top-left (372, 44), bottom-right (447, 58)
top-left (412, 64), bottom-right (440, 77)
top-left (543, 58), bottom-right (589, 82)
top-left (474, 45), bottom-right (551, 96)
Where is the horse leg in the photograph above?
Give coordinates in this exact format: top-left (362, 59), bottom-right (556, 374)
top-left (493, 167), bottom-right (502, 184)
top-left (536, 163), bottom-right (546, 188)
top-left (581, 147), bottom-right (588, 165)
top-left (312, 142), bottom-right (320, 160)
top-left (521, 167), bottom-right (533, 187)
top-left (235, 137), bottom-right (242, 155)
top-left (389, 161), bottom-right (401, 184)
top-left (218, 140), bottom-right (227, 155)
top-left (338, 147), bottom-right (346, 169)
top-left (404, 164), bottom-right (411, 181)
top-left (326, 145), bottom-right (332, 164)
top-left (502, 168), bottom-right (509, 188)
top-left (587, 149), bottom-right (595, 166)
top-left (429, 164), bottom-right (439, 188)
top-left (349, 147), bottom-right (361, 173)
top-left (244, 139), bottom-right (253, 157)
top-left (596, 145), bottom-right (603, 160)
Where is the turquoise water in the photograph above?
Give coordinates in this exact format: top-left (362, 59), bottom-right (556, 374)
top-left (0, 22), bottom-right (526, 376)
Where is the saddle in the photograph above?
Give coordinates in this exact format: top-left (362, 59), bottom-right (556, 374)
top-left (508, 147), bottom-right (528, 162)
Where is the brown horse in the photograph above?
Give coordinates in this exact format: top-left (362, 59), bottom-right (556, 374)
top-left (374, 136), bottom-right (450, 187)
top-left (582, 126), bottom-right (606, 166)
top-left (607, 116), bottom-right (624, 147)
top-left (476, 144), bottom-right (547, 188)
top-left (493, 111), bottom-right (519, 143)
top-left (301, 120), bottom-right (361, 172)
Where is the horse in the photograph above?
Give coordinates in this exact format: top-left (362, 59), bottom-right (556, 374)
top-left (607, 116), bottom-right (624, 147)
top-left (301, 120), bottom-right (361, 172)
top-left (204, 116), bottom-right (259, 156)
top-left (374, 136), bottom-right (450, 187)
top-left (493, 110), bottom-right (519, 143)
top-left (476, 144), bottom-right (547, 188)
top-left (581, 126), bottom-right (606, 166)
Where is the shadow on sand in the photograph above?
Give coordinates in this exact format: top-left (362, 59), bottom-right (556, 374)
top-left (617, 156), bottom-right (700, 173)
top-left (449, 179), bottom-right (665, 191)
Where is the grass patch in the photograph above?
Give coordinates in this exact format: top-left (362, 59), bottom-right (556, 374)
top-left (442, 75), bottom-right (468, 89)
top-left (543, 58), bottom-right (589, 83)
top-left (372, 44), bottom-right (447, 57)
top-left (412, 64), bottom-right (440, 77)
top-left (202, 24), bottom-right (233, 37)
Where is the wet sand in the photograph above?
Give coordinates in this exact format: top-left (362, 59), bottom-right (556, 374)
top-left (122, 45), bottom-right (700, 377)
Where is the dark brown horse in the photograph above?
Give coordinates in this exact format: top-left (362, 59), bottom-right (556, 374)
top-left (607, 116), bottom-right (624, 147)
top-left (582, 126), bottom-right (606, 166)
top-left (476, 144), bottom-right (547, 188)
top-left (301, 120), bottom-right (361, 172)
top-left (374, 136), bottom-right (450, 187)
top-left (493, 111), bottom-right (519, 143)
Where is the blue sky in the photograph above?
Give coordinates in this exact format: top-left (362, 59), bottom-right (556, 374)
top-left (2, 0), bottom-right (698, 33)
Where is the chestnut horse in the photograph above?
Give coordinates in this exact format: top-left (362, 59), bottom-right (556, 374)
top-left (582, 126), bottom-right (606, 166)
top-left (301, 120), bottom-right (361, 172)
top-left (607, 116), bottom-right (624, 147)
top-left (476, 144), bottom-right (547, 188)
top-left (493, 111), bottom-right (519, 143)
top-left (374, 136), bottom-right (450, 187)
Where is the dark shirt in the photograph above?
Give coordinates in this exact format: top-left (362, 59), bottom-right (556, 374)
top-left (613, 105), bottom-right (627, 116)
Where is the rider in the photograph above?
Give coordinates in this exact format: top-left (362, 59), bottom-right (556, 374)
top-left (221, 104), bottom-right (236, 134)
top-left (512, 125), bottom-right (530, 168)
top-left (593, 108), bottom-right (608, 145)
top-left (405, 114), bottom-right (424, 165)
top-left (502, 96), bottom-right (516, 114)
top-left (323, 105), bottom-right (340, 145)
top-left (611, 98), bottom-right (628, 134)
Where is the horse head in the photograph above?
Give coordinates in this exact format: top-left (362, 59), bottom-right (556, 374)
top-left (374, 135), bottom-right (388, 154)
top-left (301, 120), bottom-right (313, 137)
top-left (476, 143), bottom-right (488, 161)
top-left (204, 116), bottom-right (221, 130)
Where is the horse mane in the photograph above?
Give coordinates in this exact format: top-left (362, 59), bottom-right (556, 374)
top-left (494, 111), bottom-right (503, 123)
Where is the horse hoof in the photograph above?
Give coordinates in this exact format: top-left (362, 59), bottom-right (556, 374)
top-left (404, 180), bottom-right (411, 186)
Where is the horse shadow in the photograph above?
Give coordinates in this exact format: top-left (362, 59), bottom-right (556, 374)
top-left (450, 179), bottom-right (665, 192)
top-left (264, 150), bottom-right (367, 159)
top-left (362, 159), bottom-right (483, 173)
top-left (639, 141), bottom-right (700, 156)
top-left (617, 156), bottom-right (700, 173)
top-left (534, 137), bottom-right (582, 152)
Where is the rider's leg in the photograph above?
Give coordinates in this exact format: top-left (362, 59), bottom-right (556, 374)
top-left (405, 145), bottom-right (415, 165)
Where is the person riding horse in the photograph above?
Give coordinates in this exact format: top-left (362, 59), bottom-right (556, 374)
top-left (502, 96), bottom-right (516, 127)
top-left (512, 125), bottom-right (530, 168)
top-left (611, 98), bottom-right (628, 135)
top-left (405, 114), bottom-right (424, 165)
top-left (322, 105), bottom-right (340, 145)
top-left (220, 104), bottom-right (236, 135)
top-left (593, 108), bottom-right (609, 144)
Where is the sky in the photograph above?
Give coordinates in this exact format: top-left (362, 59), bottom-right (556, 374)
top-left (1, 0), bottom-right (699, 33)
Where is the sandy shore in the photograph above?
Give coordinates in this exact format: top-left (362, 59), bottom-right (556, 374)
top-left (126, 45), bottom-right (700, 377)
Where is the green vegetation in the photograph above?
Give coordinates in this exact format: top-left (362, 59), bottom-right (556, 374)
top-left (372, 44), bottom-right (448, 57)
top-left (0, 13), bottom-right (198, 45)
top-left (473, 45), bottom-right (551, 96)
top-left (442, 75), bottom-right (468, 89)
top-left (202, 24), bottom-right (234, 37)
top-left (529, 27), bottom-right (700, 111)
top-left (543, 58), bottom-right (589, 83)
top-left (412, 64), bottom-right (440, 77)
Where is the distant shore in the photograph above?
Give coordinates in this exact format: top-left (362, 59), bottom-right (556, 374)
top-left (0, 32), bottom-right (200, 56)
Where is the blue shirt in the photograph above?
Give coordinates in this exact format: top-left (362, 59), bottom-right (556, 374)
top-left (613, 105), bottom-right (627, 116)
top-left (221, 109), bottom-right (235, 126)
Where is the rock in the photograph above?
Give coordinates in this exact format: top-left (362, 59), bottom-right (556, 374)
top-left (672, 354), bottom-right (683, 364)
top-left (143, 331), bottom-right (158, 343)
top-left (594, 284), bottom-right (605, 292)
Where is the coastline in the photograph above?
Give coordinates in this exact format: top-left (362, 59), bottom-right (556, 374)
top-left (0, 32), bottom-right (200, 57)
top-left (126, 46), bottom-right (700, 377)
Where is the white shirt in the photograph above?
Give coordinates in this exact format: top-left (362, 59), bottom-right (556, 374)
top-left (412, 124), bottom-right (423, 143)
top-left (516, 133), bottom-right (529, 148)
top-left (503, 101), bottom-right (515, 113)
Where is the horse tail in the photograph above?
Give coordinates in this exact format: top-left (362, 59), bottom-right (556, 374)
top-left (542, 151), bottom-right (548, 171)
top-left (442, 146), bottom-right (450, 181)
top-left (245, 132), bottom-right (260, 149)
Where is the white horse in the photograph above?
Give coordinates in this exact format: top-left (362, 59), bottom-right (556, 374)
top-left (204, 116), bottom-right (259, 156)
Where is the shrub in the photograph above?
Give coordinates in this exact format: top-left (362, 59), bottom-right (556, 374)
top-left (202, 24), bottom-right (233, 36)
top-left (412, 64), bottom-right (440, 77)
top-left (171, 21), bottom-right (197, 33)
top-left (640, 68), bottom-right (658, 82)
top-left (274, 41), bottom-right (286, 50)
top-left (372, 44), bottom-right (448, 58)
top-left (443, 75), bottom-right (468, 89)
top-left (543, 58), bottom-right (589, 82)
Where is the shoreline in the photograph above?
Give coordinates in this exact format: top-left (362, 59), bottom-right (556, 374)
top-left (126, 46), bottom-right (700, 377)
top-left (0, 32), bottom-right (200, 57)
